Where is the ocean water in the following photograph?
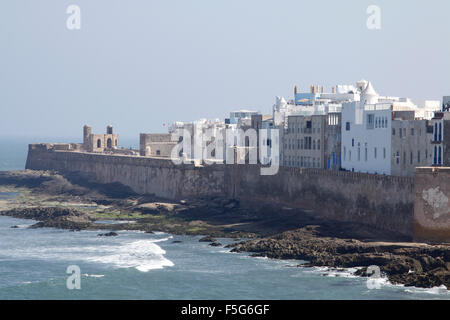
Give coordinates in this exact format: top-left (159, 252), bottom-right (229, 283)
top-left (0, 213), bottom-right (448, 300)
top-left (0, 138), bottom-right (449, 299)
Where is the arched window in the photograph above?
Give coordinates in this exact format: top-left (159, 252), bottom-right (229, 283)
top-left (107, 138), bottom-right (112, 149)
top-left (439, 123), bottom-right (442, 141)
top-left (97, 139), bottom-right (101, 148)
top-left (434, 123), bottom-right (438, 141)
top-left (115, 139), bottom-right (118, 147)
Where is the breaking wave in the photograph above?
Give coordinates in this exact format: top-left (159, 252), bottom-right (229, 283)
top-left (85, 239), bottom-right (174, 272)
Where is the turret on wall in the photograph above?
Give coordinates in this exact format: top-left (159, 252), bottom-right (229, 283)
top-left (82, 124), bottom-right (119, 152)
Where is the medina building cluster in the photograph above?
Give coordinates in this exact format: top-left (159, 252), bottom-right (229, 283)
top-left (134, 80), bottom-right (450, 178)
top-left (277, 80), bottom-right (447, 177)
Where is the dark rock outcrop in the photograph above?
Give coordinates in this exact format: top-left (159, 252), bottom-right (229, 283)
top-left (199, 236), bottom-right (217, 243)
top-left (230, 227), bottom-right (450, 289)
top-left (98, 232), bottom-right (118, 237)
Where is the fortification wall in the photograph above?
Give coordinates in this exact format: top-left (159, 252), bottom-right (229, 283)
top-left (227, 166), bottom-right (415, 237)
top-left (25, 144), bottom-right (225, 200)
top-left (26, 144), bottom-right (417, 238)
top-left (414, 167), bottom-right (450, 243)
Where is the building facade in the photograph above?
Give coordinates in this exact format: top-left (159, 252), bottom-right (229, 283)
top-left (341, 82), bottom-right (434, 177)
top-left (139, 133), bottom-right (178, 157)
top-left (283, 114), bottom-right (327, 168)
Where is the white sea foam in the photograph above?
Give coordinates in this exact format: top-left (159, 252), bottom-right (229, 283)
top-left (83, 274), bottom-right (105, 278)
top-left (84, 239), bottom-right (174, 272)
top-left (0, 230), bottom-right (174, 273)
top-left (404, 285), bottom-right (449, 295)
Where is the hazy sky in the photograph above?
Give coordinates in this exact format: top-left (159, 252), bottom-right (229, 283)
top-left (0, 0), bottom-right (449, 140)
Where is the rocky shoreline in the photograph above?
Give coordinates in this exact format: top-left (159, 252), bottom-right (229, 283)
top-left (0, 170), bottom-right (449, 290)
top-left (229, 227), bottom-right (450, 289)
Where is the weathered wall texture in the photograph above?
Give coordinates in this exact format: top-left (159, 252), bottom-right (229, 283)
top-left (26, 144), bottom-right (225, 200)
top-left (227, 166), bottom-right (414, 237)
top-left (414, 167), bottom-right (450, 243)
top-left (26, 144), bottom-right (422, 238)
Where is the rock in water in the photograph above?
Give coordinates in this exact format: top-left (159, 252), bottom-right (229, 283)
top-left (209, 241), bottom-right (222, 247)
top-left (199, 236), bottom-right (217, 243)
top-left (98, 232), bottom-right (118, 237)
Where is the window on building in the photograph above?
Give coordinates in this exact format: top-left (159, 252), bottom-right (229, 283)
top-left (399, 128), bottom-right (402, 138)
top-left (365, 148), bottom-right (368, 162)
top-left (318, 139), bottom-right (320, 150)
top-left (403, 128), bottom-right (406, 137)
top-left (156, 150), bottom-right (161, 156)
top-left (366, 114), bottom-right (375, 129)
top-left (352, 139), bottom-right (354, 147)
top-left (418, 151), bottom-right (421, 163)
top-left (383, 148), bottom-right (386, 159)
top-left (358, 147), bottom-right (361, 161)
top-left (434, 146), bottom-right (437, 165)
top-left (410, 151), bottom-right (413, 165)
top-left (374, 147), bottom-right (377, 159)
top-left (97, 139), bottom-right (101, 148)
top-left (439, 146), bottom-right (442, 165)
top-left (346, 122), bottom-right (350, 131)
top-left (403, 151), bottom-right (406, 164)
top-left (411, 128), bottom-right (414, 136)
top-left (313, 140), bottom-right (316, 150)
top-left (439, 123), bottom-right (442, 141)
top-left (344, 147), bottom-right (346, 161)
top-left (396, 151), bottom-right (400, 164)
top-left (434, 123), bottom-right (438, 141)
top-left (392, 128), bottom-right (395, 136)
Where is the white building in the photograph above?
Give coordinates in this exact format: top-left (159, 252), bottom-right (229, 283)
top-left (341, 82), bottom-right (434, 176)
top-left (228, 110), bottom-right (260, 125)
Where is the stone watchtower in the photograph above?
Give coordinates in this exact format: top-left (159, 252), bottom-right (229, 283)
top-left (83, 125), bottom-right (92, 146)
top-left (82, 124), bottom-right (119, 152)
